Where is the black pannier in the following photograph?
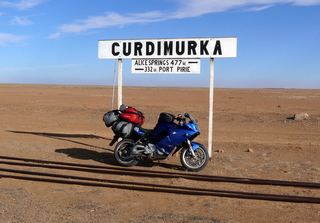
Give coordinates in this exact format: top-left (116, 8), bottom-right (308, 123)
top-left (103, 110), bottom-right (120, 127)
top-left (112, 121), bottom-right (134, 138)
top-left (158, 112), bottom-right (175, 123)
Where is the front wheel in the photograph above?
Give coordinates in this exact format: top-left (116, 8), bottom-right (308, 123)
top-left (114, 139), bottom-right (139, 167)
top-left (180, 144), bottom-right (209, 172)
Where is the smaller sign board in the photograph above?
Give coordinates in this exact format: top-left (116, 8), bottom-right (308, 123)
top-left (132, 58), bottom-right (200, 74)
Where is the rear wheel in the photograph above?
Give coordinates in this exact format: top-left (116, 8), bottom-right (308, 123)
top-left (114, 139), bottom-right (139, 167)
top-left (180, 144), bottom-right (209, 172)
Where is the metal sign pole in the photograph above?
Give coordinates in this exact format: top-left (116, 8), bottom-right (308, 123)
top-left (118, 59), bottom-right (123, 108)
top-left (208, 58), bottom-right (215, 158)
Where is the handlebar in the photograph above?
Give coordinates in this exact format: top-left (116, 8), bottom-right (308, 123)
top-left (176, 114), bottom-right (185, 125)
top-left (176, 112), bottom-right (198, 125)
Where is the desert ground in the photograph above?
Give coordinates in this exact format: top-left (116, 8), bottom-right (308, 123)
top-left (0, 84), bottom-right (319, 223)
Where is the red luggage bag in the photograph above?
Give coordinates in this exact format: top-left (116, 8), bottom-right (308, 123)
top-left (120, 107), bottom-right (145, 125)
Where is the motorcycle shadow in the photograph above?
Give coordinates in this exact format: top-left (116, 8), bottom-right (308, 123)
top-left (7, 130), bottom-right (113, 152)
top-left (55, 147), bottom-right (185, 171)
top-left (55, 148), bottom-right (118, 166)
top-left (143, 160), bottom-right (186, 171)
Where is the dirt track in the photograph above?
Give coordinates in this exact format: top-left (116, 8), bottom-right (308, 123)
top-left (0, 84), bottom-right (319, 222)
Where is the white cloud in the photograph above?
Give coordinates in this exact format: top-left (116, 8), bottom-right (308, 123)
top-left (50, 0), bottom-right (320, 38)
top-left (0, 33), bottom-right (28, 46)
top-left (171, 0), bottom-right (320, 18)
top-left (244, 5), bottom-right (275, 11)
top-left (49, 11), bottom-right (166, 38)
top-left (0, 0), bottom-right (47, 11)
top-left (11, 16), bottom-right (33, 26)
top-left (293, 0), bottom-right (320, 5)
top-left (48, 32), bottom-right (61, 39)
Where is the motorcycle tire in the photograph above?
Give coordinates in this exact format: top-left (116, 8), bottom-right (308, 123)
top-left (114, 139), bottom-right (139, 167)
top-left (180, 144), bottom-right (209, 172)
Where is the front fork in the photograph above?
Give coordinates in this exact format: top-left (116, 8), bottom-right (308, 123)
top-left (186, 139), bottom-right (196, 157)
top-left (172, 139), bottom-right (201, 157)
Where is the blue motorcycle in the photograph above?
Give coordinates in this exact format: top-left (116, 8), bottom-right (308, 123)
top-left (104, 108), bottom-right (209, 172)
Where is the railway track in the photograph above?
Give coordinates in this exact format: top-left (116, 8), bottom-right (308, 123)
top-left (0, 155), bottom-right (319, 204)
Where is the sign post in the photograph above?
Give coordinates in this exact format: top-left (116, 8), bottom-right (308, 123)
top-left (99, 37), bottom-right (237, 158)
top-left (209, 58), bottom-right (215, 158)
top-left (117, 59), bottom-right (123, 107)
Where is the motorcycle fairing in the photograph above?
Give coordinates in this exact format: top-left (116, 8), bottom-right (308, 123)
top-left (191, 142), bottom-right (201, 151)
top-left (153, 122), bottom-right (199, 154)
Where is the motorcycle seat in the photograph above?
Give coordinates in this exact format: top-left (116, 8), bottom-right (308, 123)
top-left (139, 126), bottom-right (156, 134)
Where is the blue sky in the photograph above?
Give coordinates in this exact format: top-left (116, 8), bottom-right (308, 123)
top-left (0, 0), bottom-right (319, 89)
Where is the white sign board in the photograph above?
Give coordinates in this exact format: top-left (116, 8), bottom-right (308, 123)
top-left (132, 58), bottom-right (200, 74)
top-left (98, 37), bottom-right (237, 59)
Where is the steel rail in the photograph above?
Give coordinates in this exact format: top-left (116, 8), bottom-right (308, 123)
top-left (0, 167), bottom-right (319, 204)
top-left (0, 155), bottom-right (319, 188)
